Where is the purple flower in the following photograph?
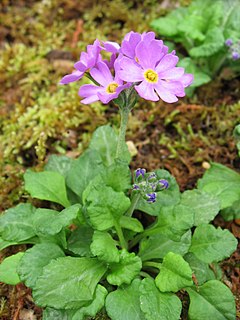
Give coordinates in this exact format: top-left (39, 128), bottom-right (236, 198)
top-left (79, 61), bottom-right (129, 104)
top-left (59, 39), bottom-right (102, 85)
top-left (118, 39), bottom-right (193, 103)
top-left (146, 192), bottom-right (157, 203)
top-left (133, 184), bottom-right (140, 190)
top-left (232, 51), bottom-right (240, 60)
top-left (135, 168), bottom-right (146, 179)
top-left (225, 39), bottom-right (233, 47)
top-left (158, 179), bottom-right (169, 190)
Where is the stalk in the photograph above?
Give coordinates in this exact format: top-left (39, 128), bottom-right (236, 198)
top-left (115, 106), bottom-right (130, 159)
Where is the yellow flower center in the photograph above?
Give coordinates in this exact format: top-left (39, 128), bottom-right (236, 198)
top-left (144, 69), bottom-right (158, 83)
top-left (106, 82), bottom-right (119, 94)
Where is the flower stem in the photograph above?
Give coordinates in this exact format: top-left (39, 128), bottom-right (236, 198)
top-left (125, 193), bottom-right (141, 217)
top-left (114, 220), bottom-right (127, 250)
top-left (115, 106), bottom-right (130, 159)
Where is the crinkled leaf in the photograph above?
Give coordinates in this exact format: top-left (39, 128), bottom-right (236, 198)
top-left (18, 243), bottom-right (65, 288)
top-left (186, 280), bottom-right (236, 320)
top-left (33, 204), bottom-right (81, 236)
top-left (24, 170), bottom-right (70, 207)
top-left (189, 224), bottom-right (237, 263)
top-left (72, 285), bottom-right (108, 320)
top-left (0, 203), bottom-right (36, 242)
top-left (38, 229), bottom-right (67, 249)
top-left (44, 155), bottom-right (73, 178)
top-left (145, 203), bottom-right (194, 240)
top-left (155, 252), bottom-right (193, 292)
top-left (137, 170), bottom-right (180, 215)
top-left (66, 149), bottom-right (104, 200)
top-left (107, 250), bottom-right (142, 286)
top-left (106, 279), bottom-right (145, 320)
top-left (181, 189), bottom-right (220, 226)
top-left (100, 159), bottom-right (131, 192)
top-left (120, 216), bottom-right (144, 233)
top-left (89, 125), bottom-right (130, 165)
top-left (220, 199), bottom-right (240, 221)
top-left (139, 230), bottom-right (191, 261)
top-left (43, 308), bottom-right (75, 320)
top-left (140, 277), bottom-right (182, 320)
top-left (197, 162), bottom-right (240, 209)
top-left (83, 180), bottom-right (130, 231)
top-left (184, 253), bottom-right (221, 286)
top-left (90, 231), bottom-right (120, 263)
top-left (67, 225), bottom-right (94, 257)
top-left (190, 28), bottom-right (224, 57)
top-left (0, 252), bottom-right (24, 285)
top-left (33, 257), bottom-right (107, 309)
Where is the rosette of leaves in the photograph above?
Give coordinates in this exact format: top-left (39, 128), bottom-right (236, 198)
top-left (151, 0), bottom-right (240, 94)
top-left (0, 125), bottom-right (238, 319)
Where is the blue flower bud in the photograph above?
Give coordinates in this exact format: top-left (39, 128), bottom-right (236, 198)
top-left (158, 179), bottom-right (169, 190)
top-left (135, 168), bottom-right (146, 179)
top-left (232, 51), bottom-right (240, 60)
top-left (225, 39), bottom-right (233, 47)
top-left (133, 184), bottom-right (140, 190)
top-left (146, 192), bottom-right (157, 203)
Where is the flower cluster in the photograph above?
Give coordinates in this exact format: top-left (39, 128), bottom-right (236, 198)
top-left (225, 38), bottom-right (240, 60)
top-left (60, 31), bottom-right (193, 105)
top-left (133, 168), bottom-right (169, 203)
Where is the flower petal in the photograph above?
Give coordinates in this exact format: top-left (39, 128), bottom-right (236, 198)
top-left (156, 54), bottom-right (179, 73)
top-left (59, 71), bottom-right (83, 84)
top-left (135, 81), bottom-right (159, 101)
top-left (158, 67), bottom-right (184, 80)
top-left (90, 62), bottom-right (113, 86)
top-left (118, 57), bottom-right (143, 82)
top-left (121, 32), bottom-right (141, 58)
top-left (154, 82), bottom-right (178, 103)
top-left (179, 73), bottom-right (194, 87)
top-left (135, 40), bottom-right (163, 69)
top-left (160, 80), bottom-right (185, 97)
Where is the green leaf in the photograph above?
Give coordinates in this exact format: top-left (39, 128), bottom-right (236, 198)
top-left (38, 229), bottom-right (67, 249)
top-left (145, 203), bottom-right (194, 240)
top-left (107, 250), bottom-right (142, 286)
top-left (0, 252), bottom-right (24, 285)
top-left (181, 189), bottom-right (220, 226)
top-left (178, 58), bottom-right (211, 88)
top-left (90, 231), bottom-right (120, 263)
top-left (18, 243), bottom-right (65, 288)
top-left (139, 230), bottom-right (191, 261)
top-left (140, 277), bottom-right (182, 320)
top-left (184, 253), bottom-right (221, 286)
top-left (155, 252), bottom-right (193, 292)
top-left (100, 159), bottom-right (131, 192)
top-left (66, 149), bottom-right (104, 200)
top-left (83, 180), bottom-right (130, 231)
top-left (151, 7), bottom-right (187, 37)
top-left (105, 279), bottom-right (145, 320)
top-left (197, 162), bottom-right (240, 209)
top-left (137, 170), bottom-right (180, 216)
top-left (220, 199), bottom-right (240, 221)
top-left (72, 285), bottom-right (108, 320)
top-left (33, 257), bottom-right (107, 309)
top-left (33, 204), bottom-right (81, 236)
top-left (43, 308), bottom-right (76, 320)
top-left (44, 155), bottom-right (73, 178)
top-left (89, 125), bottom-right (130, 166)
top-left (0, 203), bottom-right (36, 242)
top-left (120, 216), bottom-right (144, 233)
top-left (24, 170), bottom-right (70, 207)
top-left (67, 225), bottom-right (94, 257)
top-left (189, 224), bottom-right (237, 263)
top-left (190, 28), bottom-right (224, 57)
top-left (186, 280), bottom-right (236, 320)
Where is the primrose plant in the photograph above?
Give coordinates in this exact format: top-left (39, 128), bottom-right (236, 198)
top-left (0, 32), bottom-right (238, 320)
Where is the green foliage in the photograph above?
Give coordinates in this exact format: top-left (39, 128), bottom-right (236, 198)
top-left (0, 125), bottom-right (238, 319)
top-left (187, 280), bottom-right (236, 320)
top-left (151, 0), bottom-right (240, 90)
